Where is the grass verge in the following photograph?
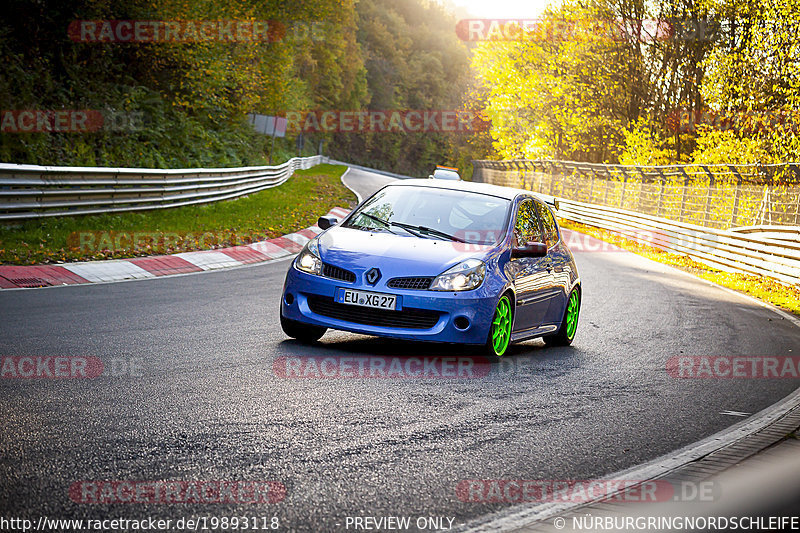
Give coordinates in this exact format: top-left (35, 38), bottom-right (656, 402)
top-left (558, 219), bottom-right (800, 318)
top-left (0, 163), bottom-right (354, 265)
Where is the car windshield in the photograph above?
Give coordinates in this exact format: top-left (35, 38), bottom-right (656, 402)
top-left (344, 186), bottom-right (511, 245)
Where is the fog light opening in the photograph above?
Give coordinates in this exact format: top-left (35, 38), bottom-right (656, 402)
top-left (284, 292), bottom-right (295, 305)
top-left (453, 316), bottom-right (470, 330)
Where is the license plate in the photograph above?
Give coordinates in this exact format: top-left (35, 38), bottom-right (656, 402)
top-left (335, 288), bottom-right (399, 310)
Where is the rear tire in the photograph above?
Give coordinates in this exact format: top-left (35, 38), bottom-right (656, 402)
top-left (280, 313), bottom-right (326, 343)
top-left (544, 287), bottom-right (580, 347)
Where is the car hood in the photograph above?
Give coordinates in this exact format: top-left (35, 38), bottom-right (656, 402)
top-left (317, 226), bottom-right (494, 277)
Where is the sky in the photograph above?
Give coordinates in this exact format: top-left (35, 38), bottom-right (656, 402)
top-left (447, 0), bottom-right (557, 18)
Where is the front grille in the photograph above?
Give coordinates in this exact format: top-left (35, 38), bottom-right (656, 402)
top-left (386, 276), bottom-right (434, 290)
top-left (307, 295), bottom-right (440, 330)
top-left (322, 263), bottom-right (356, 283)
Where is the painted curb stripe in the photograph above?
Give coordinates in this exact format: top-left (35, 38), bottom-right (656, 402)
top-left (175, 251), bottom-right (243, 271)
top-left (128, 256), bottom-right (203, 276)
top-left (268, 237), bottom-right (304, 254)
top-left (0, 207), bottom-right (349, 289)
top-left (218, 246), bottom-right (271, 264)
top-left (0, 265), bottom-right (89, 287)
top-left (330, 207), bottom-right (350, 218)
top-left (297, 228), bottom-right (320, 240)
top-left (62, 261), bottom-right (154, 283)
top-left (282, 233), bottom-right (312, 247)
top-left (246, 240), bottom-right (292, 259)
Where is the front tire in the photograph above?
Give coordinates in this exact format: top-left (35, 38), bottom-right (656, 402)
top-left (544, 287), bottom-right (580, 346)
top-left (486, 294), bottom-right (513, 357)
top-left (280, 313), bottom-right (326, 343)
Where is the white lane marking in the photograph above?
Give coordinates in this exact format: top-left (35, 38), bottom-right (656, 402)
top-left (720, 410), bottom-right (751, 417)
top-left (175, 251), bottom-right (242, 270)
top-left (63, 261), bottom-right (155, 282)
top-left (339, 167), bottom-right (360, 203)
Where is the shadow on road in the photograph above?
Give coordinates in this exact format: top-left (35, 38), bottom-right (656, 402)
top-left (274, 333), bottom-right (587, 380)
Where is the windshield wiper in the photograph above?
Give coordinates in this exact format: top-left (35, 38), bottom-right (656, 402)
top-left (355, 212), bottom-right (421, 237)
top-left (355, 212), bottom-right (406, 236)
top-left (390, 222), bottom-right (465, 243)
top-left (356, 212), bottom-right (464, 242)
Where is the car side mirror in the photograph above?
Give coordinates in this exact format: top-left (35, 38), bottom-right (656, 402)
top-left (511, 241), bottom-right (547, 258)
top-left (317, 215), bottom-right (339, 230)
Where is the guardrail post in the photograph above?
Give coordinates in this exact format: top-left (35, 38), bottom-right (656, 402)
top-left (730, 171), bottom-right (743, 226)
top-left (794, 188), bottom-right (800, 225)
top-left (656, 170), bottom-right (665, 217)
top-left (620, 170), bottom-right (629, 208)
top-left (633, 168), bottom-right (645, 213)
top-left (702, 166), bottom-right (715, 228)
top-left (678, 169), bottom-right (690, 222)
top-left (791, 163), bottom-right (800, 225)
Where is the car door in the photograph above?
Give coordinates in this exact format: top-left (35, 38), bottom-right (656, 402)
top-left (509, 198), bottom-right (555, 333)
top-left (533, 199), bottom-right (568, 325)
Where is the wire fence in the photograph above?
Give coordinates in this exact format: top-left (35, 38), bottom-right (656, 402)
top-left (473, 159), bottom-right (800, 285)
top-left (472, 160), bottom-right (800, 230)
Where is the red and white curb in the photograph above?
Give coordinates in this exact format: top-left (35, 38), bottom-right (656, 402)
top-left (0, 207), bottom-right (350, 289)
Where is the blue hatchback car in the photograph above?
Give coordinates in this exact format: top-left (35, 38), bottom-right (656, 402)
top-left (280, 179), bottom-right (581, 356)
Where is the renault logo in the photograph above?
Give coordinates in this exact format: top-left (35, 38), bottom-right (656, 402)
top-left (365, 268), bottom-right (382, 285)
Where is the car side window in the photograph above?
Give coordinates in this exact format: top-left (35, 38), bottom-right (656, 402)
top-left (534, 200), bottom-right (559, 248)
top-left (513, 199), bottom-right (544, 247)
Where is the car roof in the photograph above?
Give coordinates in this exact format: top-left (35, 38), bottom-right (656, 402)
top-left (386, 178), bottom-right (530, 201)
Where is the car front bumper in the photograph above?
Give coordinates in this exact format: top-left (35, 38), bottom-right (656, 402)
top-left (281, 264), bottom-right (499, 345)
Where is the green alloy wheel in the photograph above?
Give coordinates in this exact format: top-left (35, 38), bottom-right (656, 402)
top-left (544, 287), bottom-right (580, 347)
top-left (487, 295), bottom-right (512, 357)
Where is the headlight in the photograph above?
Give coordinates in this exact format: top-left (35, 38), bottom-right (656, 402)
top-left (430, 259), bottom-right (486, 291)
top-left (295, 237), bottom-right (322, 275)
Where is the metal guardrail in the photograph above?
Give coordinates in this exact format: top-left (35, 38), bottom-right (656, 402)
top-left (0, 155), bottom-right (325, 220)
top-left (473, 159), bottom-right (800, 286)
top-left (557, 198), bottom-right (800, 286)
top-left (473, 159), bottom-right (800, 229)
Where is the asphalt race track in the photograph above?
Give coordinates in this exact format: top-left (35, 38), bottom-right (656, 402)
top-left (1, 167), bottom-right (798, 532)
